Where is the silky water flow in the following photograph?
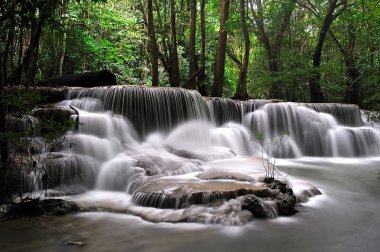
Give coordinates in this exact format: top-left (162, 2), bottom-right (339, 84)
top-left (2, 85), bottom-right (380, 252)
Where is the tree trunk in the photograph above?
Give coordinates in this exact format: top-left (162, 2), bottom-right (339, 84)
top-left (187, 0), bottom-right (197, 90)
top-left (344, 26), bottom-right (359, 105)
top-left (309, 0), bottom-right (339, 103)
top-left (147, 0), bottom-right (159, 86)
top-left (18, 28), bottom-right (24, 66)
top-left (270, 5), bottom-right (293, 99)
top-left (345, 62), bottom-right (360, 104)
top-left (197, 0), bottom-right (207, 96)
top-left (308, 74), bottom-right (324, 103)
top-left (169, 0), bottom-right (180, 87)
top-left (59, 0), bottom-right (67, 77)
top-left (153, 0), bottom-right (169, 59)
top-left (249, 0), bottom-right (293, 99)
top-left (329, 24), bottom-right (360, 105)
top-left (0, 78), bottom-right (8, 168)
top-left (1, 28), bottom-right (14, 85)
top-left (0, 21), bottom-right (8, 182)
top-left (0, 41), bottom-right (8, 168)
top-left (13, 16), bottom-right (45, 87)
top-left (211, 0), bottom-right (230, 97)
top-left (234, 0), bottom-right (250, 100)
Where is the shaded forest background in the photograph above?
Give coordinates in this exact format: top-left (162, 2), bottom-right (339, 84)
top-left (1, 0), bottom-right (380, 108)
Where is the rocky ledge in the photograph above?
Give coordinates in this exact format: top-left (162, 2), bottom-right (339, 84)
top-left (130, 171), bottom-right (321, 224)
top-left (1, 199), bottom-right (79, 220)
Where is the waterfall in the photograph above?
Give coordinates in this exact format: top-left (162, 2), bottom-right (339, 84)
top-left (244, 102), bottom-right (379, 157)
top-left (301, 103), bottom-right (363, 126)
top-left (20, 85), bottom-right (378, 225)
top-left (67, 86), bottom-right (210, 136)
top-left (63, 86), bottom-right (380, 159)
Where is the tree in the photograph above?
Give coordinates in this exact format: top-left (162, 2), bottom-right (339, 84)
top-left (150, 0), bottom-right (181, 87)
top-left (197, 0), bottom-right (207, 95)
top-left (1, 0), bottom-right (379, 106)
top-left (59, 0), bottom-right (68, 77)
top-left (212, 0), bottom-right (230, 97)
top-left (294, 0), bottom-right (349, 102)
top-left (147, 0), bottom-right (159, 86)
top-left (169, 0), bottom-right (180, 87)
top-left (249, 0), bottom-right (295, 99)
top-left (329, 26), bottom-right (359, 104)
top-left (228, 0), bottom-right (250, 99)
top-left (187, 0), bottom-right (197, 90)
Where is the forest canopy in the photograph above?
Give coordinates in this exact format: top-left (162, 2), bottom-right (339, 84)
top-left (1, 0), bottom-right (380, 109)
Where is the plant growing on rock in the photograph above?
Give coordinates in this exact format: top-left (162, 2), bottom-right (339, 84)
top-left (251, 131), bottom-right (289, 182)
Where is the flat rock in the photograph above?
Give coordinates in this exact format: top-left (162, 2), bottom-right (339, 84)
top-left (132, 177), bottom-right (272, 209)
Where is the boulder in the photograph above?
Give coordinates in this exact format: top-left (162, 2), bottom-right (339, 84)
top-left (36, 70), bottom-right (116, 88)
top-left (2, 198), bottom-right (79, 219)
top-left (276, 194), bottom-right (297, 216)
top-left (241, 194), bottom-right (268, 218)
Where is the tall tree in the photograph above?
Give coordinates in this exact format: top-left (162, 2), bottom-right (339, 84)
top-left (228, 0), bottom-right (250, 99)
top-left (294, 0), bottom-right (349, 102)
top-left (59, 0), bottom-right (68, 77)
top-left (11, 1), bottom-right (63, 87)
top-left (169, 0), bottom-right (180, 87)
top-left (212, 0), bottom-right (230, 97)
top-left (152, 0), bottom-right (180, 87)
top-left (329, 27), bottom-right (359, 104)
top-left (197, 0), bottom-right (207, 95)
top-left (147, 0), bottom-right (159, 86)
top-left (187, 0), bottom-right (197, 90)
top-left (249, 0), bottom-right (294, 99)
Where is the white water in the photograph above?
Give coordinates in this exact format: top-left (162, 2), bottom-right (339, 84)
top-left (3, 88), bottom-right (380, 251)
top-left (2, 157), bottom-right (380, 251)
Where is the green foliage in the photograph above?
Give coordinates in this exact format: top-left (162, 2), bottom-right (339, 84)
top-left (35, 118), bottom-right (76, 145)
top-left (2, 0), bottom-right (380, 103)
top-left (0, 90), bottom-right (45, 114)
top-left (361, 73), bottom-right (380, 111)
top-left (0, 90), bottom-right (74, 144)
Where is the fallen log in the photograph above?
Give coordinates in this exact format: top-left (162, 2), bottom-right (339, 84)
top-left (36, 70), bottom-right (116, 87)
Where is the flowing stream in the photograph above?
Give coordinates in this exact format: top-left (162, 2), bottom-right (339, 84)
top-left (1, 86), bottom-right (380, 251)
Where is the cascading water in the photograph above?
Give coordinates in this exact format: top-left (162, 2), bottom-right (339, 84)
top-left (24, 86), bottom-right (379, 220)
top-left (302, 103), bottom-right (363, 126)
top-left (67, 86), bottom-right (211, 136)
top-left (4, 85), bottom-right (380, 251)
top-left (244, 102), bottom-right (379, 157)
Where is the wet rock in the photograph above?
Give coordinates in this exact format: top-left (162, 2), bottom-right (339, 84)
top-left (3, 199), bottom-right (79, 219)
top-left (5, 115), bottom-right (35, 132)
top-left (296, 186), bottom-right (322, 203)
top-left (276, 194), bottom-right (297, 216)
top-left (32, 105), bottom-right (74, 122)
top-left (132, 178), bottom-right (270, 209)
top-left (35, 86), bottom-right (68, 102)
top-left (132, 153), bottom-right (202, 176)
top-left (5, 86), bottom-right (68, 103)
top-left (184, 199), bottom-right (254, 225)
top-left (39, 198), bottom-right (79, 216)
top-left (241, 195), bottom-right (268, 218)
top-left (38, 153), bottom-right (96, 189)
top-left (264, 178), bottom-right (294, 195)
top-left (64, 241), bottom-right (85, 246)
top-left (0, 156), bottom-right (35, 198)
top-left (197, 171), bottom-right (254, 182)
